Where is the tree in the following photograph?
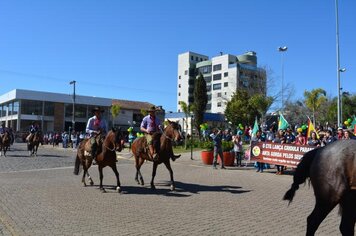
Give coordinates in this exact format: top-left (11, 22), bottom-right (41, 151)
top-left (178, 101), bottom-right (193, 149)
top-left (192, 73), bottom-right (208, 140)
top-left (303, 88), bottom-right (327, 124)
top-left (249, 94), bottom-right (274, 121)
top-left (110, 104), bottom-right (121, 127)
top-left (225, 89), bottom-right (253, 126)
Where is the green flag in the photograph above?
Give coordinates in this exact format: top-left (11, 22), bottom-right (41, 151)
top-left (278, 113), bottom-right (289, 130)
top-left (252, 117), bottom-right (259, 136)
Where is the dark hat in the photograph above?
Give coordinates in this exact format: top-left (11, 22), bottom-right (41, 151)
top-left (147, 106), bottom-right (157, 112)
top-left (92, 106), bottom-right (104, 113)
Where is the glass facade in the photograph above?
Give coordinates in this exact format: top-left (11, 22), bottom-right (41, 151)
top-left (44, 102), bottom-right (54, 116)
top-left (21, 100), bottom-right (42, 115)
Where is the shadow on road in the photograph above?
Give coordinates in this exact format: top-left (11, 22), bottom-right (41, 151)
top-left (95, 181), bottom-right (251, 197)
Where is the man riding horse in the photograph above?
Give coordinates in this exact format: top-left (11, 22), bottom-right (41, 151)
top-left (0, 122), bottom-right (7, 141)
top-left (86, 106), bottom-right (108, 165)
top-left (26, 121), bottom-right (40, 143)
top-left (140, 106), bottom-right (180, 162)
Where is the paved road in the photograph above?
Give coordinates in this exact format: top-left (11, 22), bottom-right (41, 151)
top-left (0, 143), bottom-right (346, 235)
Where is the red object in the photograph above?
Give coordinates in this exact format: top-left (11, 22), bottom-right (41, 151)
top-left (201, 151), bottom-right (214, 165)
top-left (218, 152), bottom-right (235, 166)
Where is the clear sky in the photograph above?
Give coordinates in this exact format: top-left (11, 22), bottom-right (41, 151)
top-left (0, 0), bottom-right (355, 112)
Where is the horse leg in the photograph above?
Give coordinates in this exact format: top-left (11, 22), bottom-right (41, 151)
top-left (163, 160), bottom-right (175, 191)
top-left (86, 171), bottom-right (94, 186)
top-left (306, 200), bottom-right (337, 236)
top-left (111, 164), bottom-right (122, 193)
top-left (82, 166), bottom-right (87, 187)
top-left (339, 191), bottom-right (356, 236)
top-left (99, 165), bottom-right (106, 193)
top-left (136, 157), bottom-right (145, 186)
top-left (150, 162), bottom-right (158, 190)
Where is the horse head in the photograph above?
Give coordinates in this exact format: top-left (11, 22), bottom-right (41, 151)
top-left (113, 127), bottom-right (124, 152)
top-left (165, 120), bottom-right (183, 143)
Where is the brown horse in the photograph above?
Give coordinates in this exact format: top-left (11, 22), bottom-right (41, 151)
top-left (131, 120), bottom-right (182, 191)
top-left (284, 139), bottom-right (356, 236)
top-left (73, 128), bottom-right (124, 193)
top-left (28, 131), bottom-right (42, 156)
top-left (0, 131), bottom-right (11, 157)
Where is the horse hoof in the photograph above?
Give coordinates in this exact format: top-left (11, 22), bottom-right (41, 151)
top-left (90, 181), bottom-right (94, 186)
top-left (116, 187), bottom-right (121, 193)
top-left (151, 185), bottom-right (156, 190)
top-left (170, 185), bottom-right (175, 191)
top-left (100, 188), bottom-right (106, 193)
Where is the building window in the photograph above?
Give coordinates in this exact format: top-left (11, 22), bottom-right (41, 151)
top-left (217, 102), bottom-right (222, 107)
top-left (213, 64), bottom-right (222, 71)
top-left (206, 85), bottom-right (211, 91)
top-left (206, 103), bottom-right (211, 110)
top-left (196, 56), bottom-right (198, 61)
top-left (224, 72), bottom-right (228, 77)
top-left (184, 70), bottom-right (188, 75)
top-left (213, 74), bottom-right (221, 81)
top-left (213, 83), bottom-right (222, 90)
top-left (207, 94), bottom-right (211, 100)
top-left (191, 56), bottom-right (194, 61)
top-left (178, 84), bottom-right (181, 88)
top-left (21, 100), bottom-right (42, 115)
top-left (204, 76), bottom-right (212, 82)
top-left (224, 82), bottom-right (228, 87)
top-left (217, 93), bottom-right (221, 97)
top-left (179, 76), bottom-right (181, 79)
top-left (198, 65), bottom-right (212, 74)
top-left (44, 102), bottom-right (55, 116)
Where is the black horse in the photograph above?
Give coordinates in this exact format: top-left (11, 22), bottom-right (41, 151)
top-left (284, 139), bottom-right (356, 236)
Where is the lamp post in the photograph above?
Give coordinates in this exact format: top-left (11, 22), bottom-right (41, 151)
top-left (190, 114), bottom-right (194, 160)
top-left (335, 0), bottom-right (342, 126)
top-left (69, 80), bottom-right (76, 131)
top-left (278, 46), bottom-right (288, 112)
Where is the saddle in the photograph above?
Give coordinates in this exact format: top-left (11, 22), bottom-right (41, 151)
top-left (83, 134), bottom-right (104, 157)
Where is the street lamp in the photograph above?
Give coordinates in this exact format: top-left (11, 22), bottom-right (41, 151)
top-left (69, 80), bottom-right (76, 131)
top-left (190, 114), bottom-right (194, 160)
top-left (278, 46), bottom-right (288, 112)
top-left (335, 0), bottom-right (343, 126)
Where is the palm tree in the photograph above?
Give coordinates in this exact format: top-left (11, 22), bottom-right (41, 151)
top-left (303, 88), bottom-right (327, 124)
top-left (110, 104), bottom-right (121, 128)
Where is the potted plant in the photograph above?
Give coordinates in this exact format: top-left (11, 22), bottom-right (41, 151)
top-left (219, 140), bottom-right (235, 166)
top-left (200, 140), bottom-right (214, 165)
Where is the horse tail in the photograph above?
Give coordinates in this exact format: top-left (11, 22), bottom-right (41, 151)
top-left (283, 147), bottom-right (319, 203)
top-left (73, 154), bottom-right (81, 175)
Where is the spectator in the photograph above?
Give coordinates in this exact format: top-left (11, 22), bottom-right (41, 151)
top-left (322, 130), bottom-right (336, 146)
top-left (251, 130), bottom-right (265, 173)
top-left (337, 127), bottom-right (344, 140)
top-left (210, 128), bottom-right (225, 169)
top-left (232, 134), bottom-right (243, 166)
top-left (273, 130), bottom-right (286, 175)
top-left (295, 128), bottom-right (307, 145)
top-left (307, 131), bottom-right (321, 147)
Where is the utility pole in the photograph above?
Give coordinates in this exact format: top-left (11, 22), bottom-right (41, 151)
top-left (69, 80), bottom-right (76, 131)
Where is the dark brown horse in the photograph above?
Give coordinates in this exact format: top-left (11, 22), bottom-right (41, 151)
top-left (284, 139), bottom-right (356, 236)
top-left (131, 120), bottom-right (182, 191)
top-left (28, 131), bottom-right (42, 156)
top-left (0, 131), bottom-right (11, 157)
top-left (74, 128), bottom-right (124, 193)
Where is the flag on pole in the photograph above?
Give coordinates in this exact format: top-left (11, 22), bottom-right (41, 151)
top-left (278, 113), bottom-right (289, 130)
top-left (307, 117), bottom-right (319, 139)
top-left (252, 117), bottom-right (259, 137)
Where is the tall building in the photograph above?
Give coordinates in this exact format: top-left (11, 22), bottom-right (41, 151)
top-left (177, 51), bottom-right (266, 113)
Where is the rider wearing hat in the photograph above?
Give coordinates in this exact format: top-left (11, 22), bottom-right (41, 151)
top-left (0, 122), bottom-right (6, 140)
top-left (140, 106), bottom-right (162, 161)
top-left (26, 121), bottom-right (39, 143)
top-left (86, 107), bottom-right (108, 164)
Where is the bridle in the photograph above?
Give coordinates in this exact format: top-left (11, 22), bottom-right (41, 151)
top-left (160, 123), bottom-right (181, 142)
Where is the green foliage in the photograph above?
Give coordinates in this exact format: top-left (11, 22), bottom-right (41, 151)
top-left (193, 73), bottom-right (208, 138)
top-left (303, 88), bottom-right (327, 123)
top-left (222, 140), bottom-right (234, 152)
top-left (111, 104), bottom-right (121, 126)
top-left (199, 140), bottom-right (213, 151)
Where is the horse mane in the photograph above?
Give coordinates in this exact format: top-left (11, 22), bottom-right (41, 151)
top-left (283, 147), bottom-right (320, 203)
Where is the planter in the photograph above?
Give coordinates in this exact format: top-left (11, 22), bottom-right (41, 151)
top-left (218, 152), bottom-right (235, 166)
top-left (201, 150), bottom-right (214, 165)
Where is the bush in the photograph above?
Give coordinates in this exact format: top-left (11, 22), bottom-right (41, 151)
top-left (222, 140), bottom-right (234, 152)
top-left (200, 140), bottom-right (214, 151)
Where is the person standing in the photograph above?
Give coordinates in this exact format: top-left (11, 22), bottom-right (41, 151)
top-left (86, 107), bottom-right (108, 164)
top-left (233, 134), bottom-right (243, 166)
top-left (210, 128), bottom-right (225, 169)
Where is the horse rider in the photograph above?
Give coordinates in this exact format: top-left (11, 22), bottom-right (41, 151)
top-left (26, 121), bottom-right (39, 143)
top-left (86, 106), bottom-right (108, 165)
top-left (0, 122), bottom-right (7, 141)
top-left (140, 106), bottom-right (163, 161)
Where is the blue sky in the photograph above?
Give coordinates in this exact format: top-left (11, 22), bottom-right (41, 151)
top-left (0, 0), bottom-right (355, 112)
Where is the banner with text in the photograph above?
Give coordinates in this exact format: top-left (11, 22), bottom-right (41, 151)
top-left (250, 141), bottom-right (316, 168)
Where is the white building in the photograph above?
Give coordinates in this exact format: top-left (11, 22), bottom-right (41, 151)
top-left (177, 51), bottom-right (266, 113)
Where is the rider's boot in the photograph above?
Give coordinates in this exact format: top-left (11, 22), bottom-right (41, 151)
top-left (148, 145), bottom-right (158, 161)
